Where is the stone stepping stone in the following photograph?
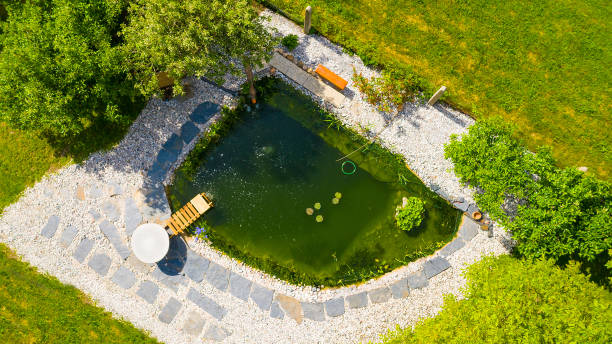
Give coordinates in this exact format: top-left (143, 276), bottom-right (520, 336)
top-left (102, 201), bottom-right (120, 222)
top-left (346, 292), bottom-right (368, 309)
top-left (190, 102), bottom-right (220, 123)
top-left (390, 278), bottom-right (410, 299)
top-left (136, 280), bottom-right (159, 304)
top-left (183, 250), bottom-right (210, 282)
top-left (205, 262), bottom-right (229, 291)
top-left (439, 237), bottom-right (466, 257)
top-left (250, 283), bottom-right (274, 312)
top-left (182, 311), bottom-right (205, 336)
top-left (369, 287), bottom-right (392, 304)
top-left (423, 256), bottom-right (451, 279)
top-left (152, 267), bottom-right (187, 292)
top-left (73, 238), bottom-right (95, 263)
top-left (158, 297), bottom-right (182, 324)
top-left (229, 272), bottom-right (252, 302)
top-left (41, 215), bottom-right (60, 238)
top-left (459, 216), bottom-right (479, 241)
top-left (276, 294), bottom-right (303, 324)
top-left (59, 225), bottom-right (78, 247)
top-left (324, 297), bottom-right (345, 317)
top-left (270, 302), bottom-right (284, 319)
top-left (156, 148), bottom-right (178, 169)
top-left (99, 220), bottom-right (130, 260)
top-left (147, 161), bottom-right (167, 183)
top-left (179, 121), bottom-right (199, 144)
top-left (124, 198), bottom-right (142, 236)
top-left (127, 254), bottom-right (154, 274)
top-left (204, 324), bottom-right (231, 342)
top-left (301, 302), bottom-right (325, 321)
top-left (454, 199), bottom-right (470, 212)
top-left (186, 288), bottom-right (227, 321)
top-left (89, 209), bottom-right (102, 223)
top-left (111, 266), bottom-right (137, 289)
top-left (162, 133), bottom-right (183, 154)
top-left (88, 253), bottom-right (112, 276)
top-left (140, 187), bottom-right (171, 220)
top-left (406, 271), bottom-right (428, 289)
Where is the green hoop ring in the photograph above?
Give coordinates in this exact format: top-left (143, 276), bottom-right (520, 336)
top-left (342, 161), bottom-right (357, 175)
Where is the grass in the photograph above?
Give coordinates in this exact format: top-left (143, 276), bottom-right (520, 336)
top-left (0, 244), bottom-right (159, 343)
top-left (261, 0), bottom-right (612, 180)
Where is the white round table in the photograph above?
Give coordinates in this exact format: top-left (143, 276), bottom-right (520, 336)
top-left (131, 223), bottom-right (170, 263)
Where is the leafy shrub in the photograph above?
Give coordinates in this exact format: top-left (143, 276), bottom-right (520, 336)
top-left (380, 255), bottom-right (612, 344)
top-left (281, 34), bottom-right (299, 51)
top-left (352, 67), bottom-right (421, 113)
top-left (444, 117), bottom-right (612, 285)
top-left (395, 197), bottom-right (425, 232)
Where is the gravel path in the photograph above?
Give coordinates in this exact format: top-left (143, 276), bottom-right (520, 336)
top-left (0, 10), bottom-right (512, 344)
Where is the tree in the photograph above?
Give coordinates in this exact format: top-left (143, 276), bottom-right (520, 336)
top-left (121, 0), bottom-right (278, 103)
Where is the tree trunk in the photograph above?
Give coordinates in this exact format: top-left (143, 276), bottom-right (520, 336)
top-left (244, 63), bottom-right (256, 104)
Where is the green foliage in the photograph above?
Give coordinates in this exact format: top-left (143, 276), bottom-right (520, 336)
top-left (122, 0), bottom-right (279, 97)
top-left (395, 197), bottom-right (425, 232)
top-left (444, 117), bottom-right (612, 285)
top-left (380, 255), bottom-right (612, 344)
top-left (281, 34), bottom-right (299, 51)
top-left (0, 244), bottom-right (159, 343)
top-left (352, 68), bottom-right (421, 113)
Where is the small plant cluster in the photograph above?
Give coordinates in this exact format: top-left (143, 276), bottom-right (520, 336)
top-left (194, 226), bottom-right (210, 242)
top-left (395, 197), bottom-right (425, 232)
top-left (352, 68), bottom-right (421, 113)
top-left (306, 192), bottom-right (343, 223)
top-left (281, 34), bottom-right (299, 51)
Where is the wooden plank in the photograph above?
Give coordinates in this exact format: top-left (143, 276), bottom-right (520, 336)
top-left (179, 208), bottom-right (192, 223)
top-left (175, 211), bottom-right (189, 228)
top-left (172, 213), bottom-right (186, 229)
top-left (186, 203), bottom-right (198, 219)
top-left (183, 205), bottom-right (197, 221)
top-left (191, 194), bottom-right (211, 214)
top-left (166, 218), bottom-right (179, 236)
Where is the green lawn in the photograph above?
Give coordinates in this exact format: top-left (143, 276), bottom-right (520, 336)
top-left (262, 0), bottom-right (612, 179)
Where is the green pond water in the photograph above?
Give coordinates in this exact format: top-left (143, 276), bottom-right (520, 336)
top-left (169, 80), bottom-right (460, 285)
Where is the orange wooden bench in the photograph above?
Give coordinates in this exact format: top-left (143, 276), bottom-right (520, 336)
top-left (315, 64), bottom-right (348, 90)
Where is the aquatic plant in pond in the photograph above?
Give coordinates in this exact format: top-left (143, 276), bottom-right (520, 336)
top-left (169, 78), bottom-right (460, 286)
top-left (396, 197), bottom-right (425, 232)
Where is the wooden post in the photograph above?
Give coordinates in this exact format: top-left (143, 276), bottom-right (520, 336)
top-left (304, 6), bottom-right (312, 34)
top-left (427, 86), bottom-right (446, 106)
top-left (244, 63), bottom-right (256, 104)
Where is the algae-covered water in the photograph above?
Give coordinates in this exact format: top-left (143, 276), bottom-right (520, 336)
top-left (169, 80), bottom-right (460, 285)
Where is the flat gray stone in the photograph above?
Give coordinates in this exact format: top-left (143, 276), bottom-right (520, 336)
top-left (111, 266), bottom-right (137, 289)
top-left (99, 220), bottom-right (130, 260)
top-left (301, 302), bottom-right (325, 321)
top-left (250, 283), bottom-right (274, 311)
top-left (390, 278), bottom-right (410, 299)
top-left (454, 200), bottom-right (470, 212)
top-left (41, 215), bottom-right (60, 238)
top-left (59, 225), bottom-right (78, 247)
top-left (88, 209), bottom-right (101, 222)
top-left (406, 271), bottom-right (429, 289)
top-left (324, 297), bottom-right (345, 317)
top-left (186, 288), bottom-right (227, 321)
top-left (152, 267), bottom-right (187, 292)
top-left (369, 287), bottom-right (392, 304)
top-left (158, 297), bottom-right (182, 324)
top-left (124, 198), bottom-right (142, 236)
top-left (229, 272), bottom-right (252, 301)
top-left (88, 253), bottom-right (111, 276)
top-left (136, 280), bottom-right (159, 304)
top-left (184, 250), bottom-right (210, 282)
top-left (73, 238), bottom-right (95, 263)
top-left (205, 262), bottom-right (229, 291)
top-left (102, 201), bottom-right (120, 222)
top-left (204, 324), bottom-right (230, 342)
top-left (439, 237), bottom-right (466, 257)
top-left (346, 292), bottom-right (368, 309)
top-left (180, 121), bottom-right (200, 143)
top-left (162, 133), bottom-right (183, 153)
top-left (126, 254), bottom-right (154, 274)
top-left (459, 216), bottom-right (479, 241)
top-left (270, 302), bottom-right (284, 319)
top-left (423, 256), bottom-right (451, 279)
top-left (182, 311), bottom-right (205, 336)
top-left (88, 185), bottom-right (103, 199)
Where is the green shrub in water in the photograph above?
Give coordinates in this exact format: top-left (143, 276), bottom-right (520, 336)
top-left (281, 34), bottom-right (299, 51)
top-left (395, 197), bottom-right (425, 232)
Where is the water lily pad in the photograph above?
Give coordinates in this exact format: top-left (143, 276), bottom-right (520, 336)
top-left (306, 208), bottom-right (314, 215)
top-left (332, 197), bottom-right (339, 204)
top-left (314, 202), bottom-right (321, 210)
top-left (335, 192), bottom-right (342, 199)
top-left (316, 215), bottom-right (324, 222)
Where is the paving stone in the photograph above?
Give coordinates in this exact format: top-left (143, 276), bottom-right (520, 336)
top-left (205, 262), bottom-right (229, 291)
top-left (250, 283), bottom-right (274, 311)
top-left (88, 209), bottom-right (101, 222)
top-left (102, 201), bottom-right (120, 222)
top-left (184, 250), bottom-right (210, 282)
top-left (275, 294), bottom-right (303, 324)
top-left (152, 266), bottom-right (187, 292)
top-left (190, 102), bottom-right (220, 123)
top-left (158, 297), bottom-right (182, 324)
top-left (301, 302), bottom-right (325, 321)
top-left (439, 237), bottom-right (466, 257)
top-left (270, 302), bottom-right (284, 319)
top-left (459, 216), bottom-right (479, 241)
top-left (346, 292), bottom-right (368, 309)
top-left (73, 238), bottom-right (95, 263)
top-left (390, 278), bottom-right (410, 299)
top-left (111, 266), bottom-right (137, 289)
top-left (369, 287), bottom-right (392, 304)
top-left (423, 256), bottom-right (451, 279)
top-left (127, 254), bottom-right (154, 274)
top-left (406, 271), bottom-right (429, 289)
top-left (136, 280), bottom-right (159, 304)
top-left (140, 187), bottom-right (171, 220)
top-left (59, 225), bottom-right (78, 247)
top-left (99, 220), bottom-right (130, 260)
top-left (186, 288), bottom-right (227, 321)
top-left (204, 324), bottom-right (231, 342)
top-left (162, 133), bottom-right (183, 154)
top-left (229, 272), bottom-right (252, 301)
top-left (156, 148), bottom-right (178, 169)
top-left (180, 121), bottom-right (200, 143)
top-left (88, 253), bottom-right (111, 276)
top-left (88, 185), bottom-right (103, 199)
top-left (41, 215), bottom-right (60, 238)
top-left (147, 161), bottom-right (167, 183)
top-left (324, 297), bottom-right (345, 317)
top-left (182, 311), bottom-right (205, 336)
top-left (124, 198), bottom-right (142, 236)
top-left (454, 200), bottom-right (470, 212)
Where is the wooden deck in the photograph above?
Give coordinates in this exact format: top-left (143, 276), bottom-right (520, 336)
top-left (166, 193), bottom-right (213, 236)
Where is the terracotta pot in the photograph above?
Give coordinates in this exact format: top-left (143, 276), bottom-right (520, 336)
top-left (472, 211), bottom-right (482, 220)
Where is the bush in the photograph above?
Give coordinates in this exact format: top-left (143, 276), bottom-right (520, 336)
top-left (380, 255), bottom-right (612, 344)
top-left (281, 34), bottom-right (299, 51)
top-left (395, 197), bottom-right (425, 232)
top-left (352, 67), bottom-right (421, 113)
